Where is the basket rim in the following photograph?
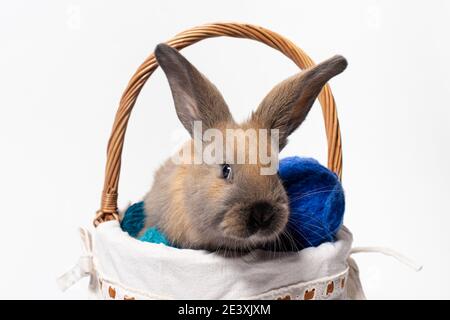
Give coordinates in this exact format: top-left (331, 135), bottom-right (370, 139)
top-left (96, 219), bottom-right (353, 257)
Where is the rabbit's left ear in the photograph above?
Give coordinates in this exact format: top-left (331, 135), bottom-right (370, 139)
top-left (155, 43), bottom-right (233, 136)
top-left (251, 55), bottom-right (347, 149)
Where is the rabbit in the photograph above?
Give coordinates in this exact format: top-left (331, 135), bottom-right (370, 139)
top-left (142, 43), bottom-right (347, 252)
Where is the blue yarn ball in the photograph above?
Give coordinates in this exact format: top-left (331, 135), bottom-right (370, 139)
top-left (278, 157), bottom-right (345, 249)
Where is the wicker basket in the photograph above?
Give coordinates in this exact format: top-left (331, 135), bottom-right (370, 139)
top-left (58, 22), bottom-right (367, 300)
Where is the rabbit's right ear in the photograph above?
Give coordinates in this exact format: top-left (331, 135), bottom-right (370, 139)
top-left (155, 43), bottom-right (233, 136)
top-left (251, 55), bottom-right (347, 149)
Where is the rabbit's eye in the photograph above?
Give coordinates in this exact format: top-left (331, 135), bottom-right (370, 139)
top-left (221, 164), bottom-right (232, 180)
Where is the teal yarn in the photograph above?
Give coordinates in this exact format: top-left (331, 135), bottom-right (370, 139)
top-left (121, 202), bottom-right (171, 246)
top-left (120, 202), bottom-right (145, 238)
top-left (138, 227), bottom-right (170, 246)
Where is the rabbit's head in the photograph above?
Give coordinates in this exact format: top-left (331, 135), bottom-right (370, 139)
top-left (153, 44), bottom-right (347, 251)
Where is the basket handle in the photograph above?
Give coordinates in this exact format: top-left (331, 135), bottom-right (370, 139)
top-left (94, 22), bottom-right (343, 226)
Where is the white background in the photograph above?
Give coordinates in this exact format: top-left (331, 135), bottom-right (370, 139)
top-left (1, 0), bottom-right (449, 299)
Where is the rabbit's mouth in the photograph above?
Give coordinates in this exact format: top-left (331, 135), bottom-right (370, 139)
top-left (218, 202), bottom-right (289, 248)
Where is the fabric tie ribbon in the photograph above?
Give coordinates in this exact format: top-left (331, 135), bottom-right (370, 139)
top-left (57, 228), bottom-right (98, 293)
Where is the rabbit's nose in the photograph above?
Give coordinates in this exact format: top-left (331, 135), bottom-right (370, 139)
top-left (248, 201), bottom-right (275, 230)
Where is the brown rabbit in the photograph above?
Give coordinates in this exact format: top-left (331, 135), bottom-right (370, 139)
top-left (142, 43), bottom-right (347, 251)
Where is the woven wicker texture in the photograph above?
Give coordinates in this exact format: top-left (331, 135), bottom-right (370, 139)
top-left (94, 22), bottom-right (343, 226)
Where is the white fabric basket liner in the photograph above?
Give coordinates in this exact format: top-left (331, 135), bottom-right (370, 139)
top-left (76, 221), bottom-right (361, 300)
top-left (58, 219), bottom-right (422, 299)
